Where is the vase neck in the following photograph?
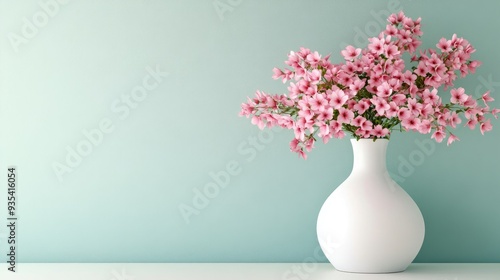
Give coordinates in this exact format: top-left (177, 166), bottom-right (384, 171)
top-left (350, 139), bottom-right (388, 173)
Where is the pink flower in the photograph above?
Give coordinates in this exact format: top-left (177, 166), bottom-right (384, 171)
top-left (376, 82), bottom-right (393, 98)
top-left (371, 97), bottom-right (390, 115)
top-left (391, 93), bottom-right (407, 105)
top-left (251, 115), bottom-right (266, 130)
top-left (418, 119), bottom-right (432, 134)
top-left (466, 118), bottom-right (477, 129)
top-left (307, 69), bottom-right (322, 84)
top-left (293, 124), bottom-right (305, 141)
top-left (337, 108), bottom-right (354, 124)
top-left (407, 98), bottom-right (421, 116)
top-left (480, 119), bottom-right (493, 135)
top-left (306, 51), bottom-right (321, 66)
top-left (491, 108), bottom-right (500, 119)
top-left (450, 87), bottom-right (468, 104)
top-left (329, 120), bottom-right (342, 133)
top-left (317, 108), bottom-right (334, 121)
top-left (384, 44), bottom-right (401, 59)
top-left (463, 96), bottom-right (477, 107)
top-left (402, 117), bottom-right (421, 130)
top-left (419, 104), bottom-right (434, 118)
top-left (415, 61), bottom-right (428, 76)
top-left (318, 122), bottom-right (330, 137)
top-left (422, 88), bottom-right (440, 105)
top-left (447, 134), bottom-right (459, 146)
top-left (272, 68), bottom-right (284, 80)
top-left (353, 99), bottom-right (370, 114)
top-left (341, 45), bottom-right (361, 61)
top-left (349, 78), bottom-right (365, 92)
top-left (371, 125), bottom-right (390, 137)
top-left (397, 108), bottom-right (412, 121)
top-left (290, 138), bottom-right (300, 150)
top-left (330, 89), bottom-right (348, 109)
top-left (368, 37), bottom-right (385, 55)
top-left (437, 38), bottom-right (452, 52)
top-left (361, 120), bottom-right (373, 131)
top-left (310, 93), bottom-right (328, 113)
top-left (304, 138), bottom-right (315, 152)
top-left (431, 129), bottom-right (446, 143)
top-left (448, 112), bottom-right (462, 128)
top-left (353, 116), bottom-right (366, 127)
top-left (385, 101), bottom-right (399, 118)
top-left (482, 91), bottom-right (494, 105)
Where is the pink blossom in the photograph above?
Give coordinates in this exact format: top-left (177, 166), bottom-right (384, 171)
top-left (329, 120), bottom-right (342, 133)
top-left (330, 89), bottom-right (348, 109)
top-left (317, 108), bottom-right (334, 121)
top-left (447, 134), bottom-right (459, 146)
top-left (463, 96), bottom-right (477, 107)
top-left (448, 112), bottom-right (462, 128)
top-left (341, 45), bottom-right (361, 61)
top-left (371, 97), bottom-right (390, 115)
top-left (466, 118), bottom-right (478, 129)
top-left (419, 104), bottom-right (434, 118)
top-left (376, 82), bottom-right (393, 98)
top-left (293, 124), bottom-right (305, 141)
top-left (304, 138), bottom-right (315, 152)
top-left (492, 108), bottom-right (500, 119)
top-left (422, 88), bottom-right (440, 105)
top-left (418, 119), bottom-right (432, 134)
top-left (391, 93), bottom-right (407, 105)
top-left (480, 119), bottom-right (493, 135)
top-left (306, 51), bottom-right (321, 66)
top-left (310, 94), bottom-right (328, 113)
top-left (349, 78), bottom-right (366, 92)
top-left (402, 117), bottom-right (421, 130)
top-left (352, 99), bottom-right (369, 115)
top-left (368, 36), bottom-right (385, 55)
top-left (337, 108), bottom-right (354, 124)
top-left (353, 116), bottom-right (367, 127)
top-left (437, 38), bottom-right (452, 52)
top-left (251, 115), bottom-right (266, 130)
top-left (431, 129), bottom-right (446, 143)
top-left (318, 122), bottom-right (330, 138)
top-left (407, 98), bottom-right (421, 116)
top-left (397, 108), bottom-right (412, 121)
top-left (386, 101), bottom-right (399, 118)
top-left (372, 125), bottom-right (390, 137)
top-left (450, 87), bottom-right (468, 104)
top-left (307, 69), bottom-right (322, 84)
top-left (360, 120), bottom-right (373, 131)
top-left (482, 91), bottom-right (494, 105)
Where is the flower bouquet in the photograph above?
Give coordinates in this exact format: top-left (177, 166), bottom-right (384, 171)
top-left (240, 11), bottom-right (498, 159)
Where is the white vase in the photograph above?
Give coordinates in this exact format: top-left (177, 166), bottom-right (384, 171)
top-left (317, 139), bottom-right (425, 273)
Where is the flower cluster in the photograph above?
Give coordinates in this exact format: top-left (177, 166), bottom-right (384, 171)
top-left (240, 12), bottom-right (498, 159)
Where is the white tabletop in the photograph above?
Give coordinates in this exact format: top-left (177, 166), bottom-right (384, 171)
top-left (0, 263), bottom-right (499, 280)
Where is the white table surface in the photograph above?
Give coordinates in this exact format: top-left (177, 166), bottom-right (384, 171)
top-left (0, 263), bottom-right (499, 280)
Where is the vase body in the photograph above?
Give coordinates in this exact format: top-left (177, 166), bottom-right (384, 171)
top-left (317, 139), bottom-right (425, 273)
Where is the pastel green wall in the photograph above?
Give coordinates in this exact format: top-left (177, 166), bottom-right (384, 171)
top-left (0, 0), bottom-right (499, 263)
